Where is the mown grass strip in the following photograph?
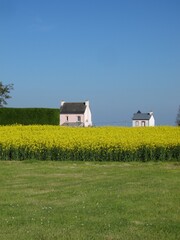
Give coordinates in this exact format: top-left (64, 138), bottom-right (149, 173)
top-left (0, 161), bottom-right (179, 240)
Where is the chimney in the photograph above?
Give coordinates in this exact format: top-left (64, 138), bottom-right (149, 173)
top-left (61, 100), bottom-right (65, 106)
top-left (85, 100), bottom-right (89, 108)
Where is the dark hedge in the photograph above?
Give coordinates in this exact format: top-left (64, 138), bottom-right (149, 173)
top-left (0, 108), bottom-right (59, 125)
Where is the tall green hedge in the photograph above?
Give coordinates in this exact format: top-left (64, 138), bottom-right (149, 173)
top-left (0, 108), bottom-right (59, 125)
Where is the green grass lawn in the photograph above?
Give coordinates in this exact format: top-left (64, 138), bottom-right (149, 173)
top-left (0, 161), bottom-right (179, 240)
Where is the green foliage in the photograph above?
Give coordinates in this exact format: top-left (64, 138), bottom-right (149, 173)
top-left (0, 82), bottom-right (14, 107)
top-left (0, 108), bottom-right (59, 125)
top-left (0, 161), bottom-right (179, 240)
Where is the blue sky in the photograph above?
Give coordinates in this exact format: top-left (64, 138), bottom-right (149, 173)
top-left (0, 0), bottom-right (180, 125)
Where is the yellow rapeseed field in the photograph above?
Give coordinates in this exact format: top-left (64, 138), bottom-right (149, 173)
top-left (0, 125), bottom-right (179, 161)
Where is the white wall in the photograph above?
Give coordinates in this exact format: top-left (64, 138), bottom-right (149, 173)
top-left (149, 115), bottom-right (155, 126)
top-left (84, 103), bottom-right (92, 127)
top-left (132, 120), bottom-right (149, 127)
top-left (132, 116), bottom-right (155, 127)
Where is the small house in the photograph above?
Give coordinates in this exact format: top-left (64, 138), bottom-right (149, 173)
top-left (132, 110), bottom-right (155, 127)
top-left (60, 100), bottom-right (92, 127)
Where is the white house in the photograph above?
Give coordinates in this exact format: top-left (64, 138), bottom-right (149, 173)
top-left (60, 101), bottom-right (92, 127)
top-left (132, 110), bottom-right (155, 127)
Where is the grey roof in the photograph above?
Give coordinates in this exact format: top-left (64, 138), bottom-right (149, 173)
top-left (132, 112), bottom-right (152, 120)
top-left (60, 102), bottom-right (86, 114)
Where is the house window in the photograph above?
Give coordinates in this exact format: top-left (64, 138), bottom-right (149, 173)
top-left (141, 121), bottom-right (145, 126)
top-left (66, 116), bottom-right (69, 122)
top-left (135, 121), bottom-right (139, 126)
top-left (77, 116), bottom-right (81, 122)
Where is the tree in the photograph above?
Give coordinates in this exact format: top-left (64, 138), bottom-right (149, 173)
top-left (0, 81), bottom-right (14, 107)
top-left (176, 105), bottom-right (180, 126)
